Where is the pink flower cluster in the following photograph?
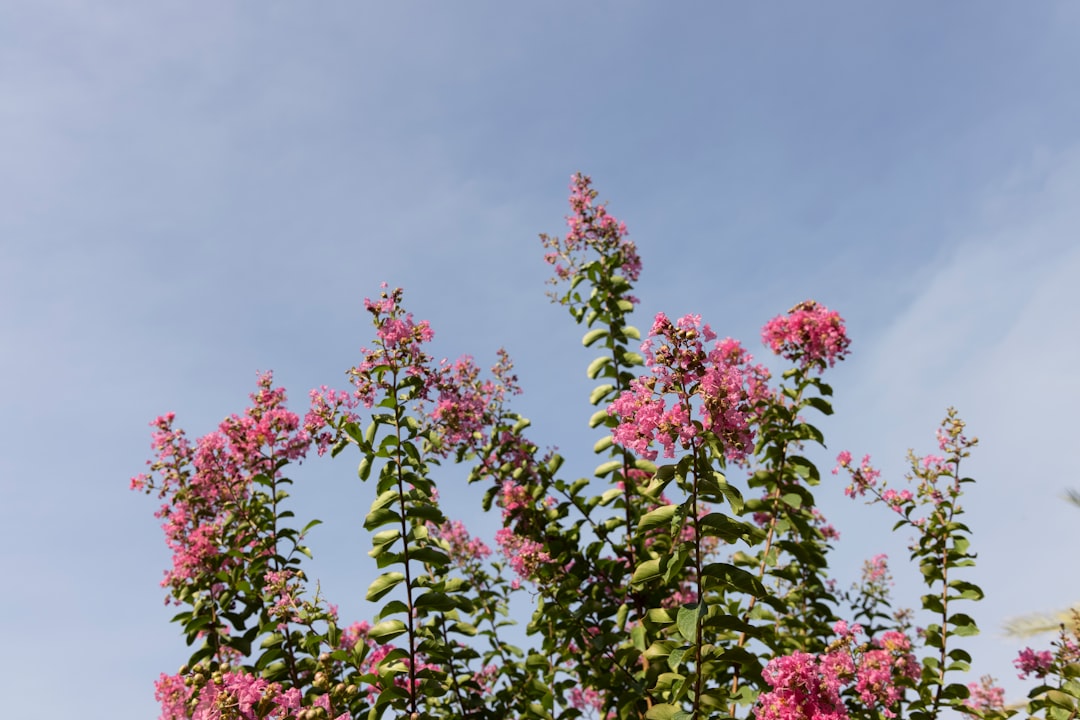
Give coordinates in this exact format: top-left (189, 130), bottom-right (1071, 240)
top-left (836, 412), bottom-right (979, 541)
top-left (609, 313), bottom-right (771, 462)
top-left (305, 385), bottom-right (360, 456)
top-left (568, 685), bottom-right (606, 716)
top-left (755, 652), bottom-right (849, 720)
top-left (350, 286), bottom-right (437, 407)
top-left (337, 621), bottom-right (442, 701)
top-left (964, 675), bottom-right (1005, 711)
top-left (348, 286), bottom-right (524, 467)
top-left (155, 669), bottom-right (347, 720)
top-left (755, 624), bottom-right (919, 720)
top-left (495, 527), bottom-right (551, 583)
top-left (811, 507), bottom-right (841, 541)
top-left (761, 300), bottom-right (851, 372)
top-left (541, 173), bottom-right (642, 289)
top-left (862, 554), bottom-right (890, 586)
top-left (430, 519), bottom-right (492, 565)
top-left (132, 372), bottom-right (314, 598)
top-left (1014, 647), bottom-right (1054, 679)
top-left (833, 451), bottom-right (882, 500)
top-left (430, 356), bottom-right (490, 448)
top-left (428, 349), bottom-right (520, 456)
top-left (263, 569), bottom-right (303, 629)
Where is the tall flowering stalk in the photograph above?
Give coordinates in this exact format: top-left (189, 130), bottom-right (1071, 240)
top-left (717, 301), bottom-right (852, 713)
top-left (132, 174), bottom-right (1050, 720)
top-left (835, 408), bottom-right (984, 719)
top-left (133, 373), bottom-right (353, 718)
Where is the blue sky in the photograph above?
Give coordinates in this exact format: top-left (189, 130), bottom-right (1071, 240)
top-left (3, 2), bottom-right (1079, 717)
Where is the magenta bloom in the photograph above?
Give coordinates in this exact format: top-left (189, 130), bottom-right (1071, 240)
top-left (1014, 647), bottom-right (1054, 679)
top-left (756, 652), bottom-right (849, 720)
top-left (350, 286), bottom-right (438, 407)
top-left (608, 312), bottom-right (771, 463)
top-left (756, 626), bottom-right (919, 720)
top-left (762, 300), bottom-right (851, 372)
top-left (134, 372), bottom-right (314, 600)
top-left (433, 519), bottom-right (492, 565)
top-left (541, 173), bottom-right (642, 304)
top-left (495, 528), bottom-right (551, 582)
top-left (965, 676), bottom-right (1005, 711)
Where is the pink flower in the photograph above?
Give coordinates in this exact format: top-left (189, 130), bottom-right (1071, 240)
top-left (431, 519), bottom-right (492, 564)
top-left (1015, 647), bottom-right (1054, 679)
top-left (862, 554), bottom-right (890, 585)
top-left (839, 454), bottom-right (881, 498)
top-left (349, 287), bottom-right (439, 407)
top-left (608, 313), bottom-right (771, 463)
top-left (427, 351), bottom-right (519, 456)
top-left (762, 300), bottom-right (851, 372)
top-left (154, 673), bottom-right (193, 720)
top-left (134, 373), bottom-right (316, 601)
top-left (540, 173), bottom-right (642, 299)
top-left (833, 620), bottom-right (863, 638)
top-left (965, 675), bottom-right (1005, 711)
top-left (495, 528), bottom-right (551, 582)
top-left (756, 652), bottom-right (849, 720)
top-left (831, 450), bottom-right (852, 475)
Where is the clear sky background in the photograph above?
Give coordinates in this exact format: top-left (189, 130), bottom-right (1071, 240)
top-left (3, 3), bottom-right (1079, 718)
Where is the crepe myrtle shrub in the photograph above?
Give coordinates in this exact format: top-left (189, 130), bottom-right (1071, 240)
top-left (132, 174), bottom-right (1058, 720)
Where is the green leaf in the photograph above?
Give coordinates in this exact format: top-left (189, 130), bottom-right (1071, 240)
top-left (370, 528), bottom-right (401, 550)
top-left (646, 608), bottom-right (674, 625)
top-left (635, 458), bottom-right (658, 474)
top-left (632, 559), bottom-right (662, 585)
top-left (1046, 690), bottom-right (1077, 709)
top-left (595, 460), bottom-right (623, 478)
top-left (371, 489), bottom-right (399, 511)
top-left (366, 572), bottom-right (406, 602)
top-left (654, 465), bottom-right (677, 482)
top-left (260, 632), bottom-right (284, 649)
top-left (367, 619), bottom-right (408, 642)
top-left (589, 408), bottom-right (611, 428)
top-left (638, 504), bottom-right (678, 532)
top-left (586, 356), bottom-right (611, 379)
top-left (377, 600), bottom-right (408, 620)
top-left (662, 547), bottom-right (689, 585)
top-left (803, 396), bottom-right (834, 416)
top-left (364, 507), bottom-right (401, 531)
top-left (599, 487), bottom-right (623, 505)
top-left (712, 474), bottom-right (744, 513)
top-left (676, 603), bottom-right (701, 643)
top-left (593, 435), bottom-right (614, 454)
top-left (582, 328), bottom-right (608, 347)
top-left (947, 580), bottom-right (985, 601)
top-left (645, 704), bottom-right (679, 720)
top-left (699, 512), bottom-right (758, 544)
top-left (415, 591), bottom-right (455, 611)
top-left (787, 455), bottom-right (820, 484)
top-left (947, 612), bottom-right (979, 637)
top-left (701, 563), bottom-right (767, 597)
top-left (358, 457), bottom-right (372, 480)
top-left (590, 383), bottom-right (616, 406)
